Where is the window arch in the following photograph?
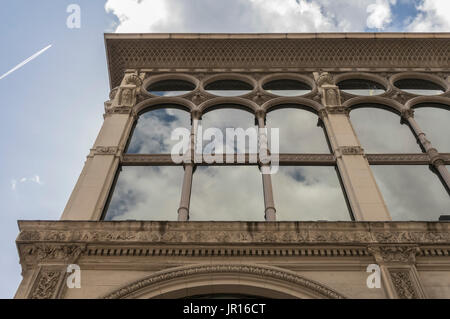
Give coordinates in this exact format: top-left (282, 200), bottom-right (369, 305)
top-left (126, 106), bottom-right (191, 154)
top-left (205, 80), bottom-right (253, 97)
top-left (394, 78), bottom-right (445, 96)
top-left (349, 104), bottom-right (420, 153)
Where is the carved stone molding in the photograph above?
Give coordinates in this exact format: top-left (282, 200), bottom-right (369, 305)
top-left (335, 146), bottom-right (365, 158)
top-left (102, 264), bottom-right (346, 299)
top-left (19, 243), bottom-right (86, 265)
top-left (366, 153), bottom-right (431, 165)
top-left (389, 270), bottom-right (419, 299)
top-left (368, 245), bottom-right (419, 264)
top-left (104, 105), bottom-right (133, 116)
top-left (125, 74), bottom-right (143, 87)
top-left (89, 146), bottom-right (120, 157)
top-left (16, 221), bottom-right (450, 246)
top-left (29, 269), bottom-right (62, 299)
top-left (316, 72), bottom-right (335, 86)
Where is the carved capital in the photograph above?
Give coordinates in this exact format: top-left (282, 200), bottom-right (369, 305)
top-left (125, 74), bottom-right (143, 87)
top-left (400, 108), bottom-right (414, 120)
top-left (316, 72), bottom-right (335, 86)
top-left (89, 146), bottom-right (120, 157)
top-left (368, 245), bottom-right (419, 264)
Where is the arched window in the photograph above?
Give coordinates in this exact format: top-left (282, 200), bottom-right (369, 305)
top-left (263, 79), bottom-right (311, 96)
top-left (266, 107), bottom-right (330, 153)
top-left (394, 79), bottom-right (445, 96)
top-left (413, 104), bottom-right (450, 152)
top-left (103, 166), bottom-right (184, 221)
top-left (126, 107), bottom-right (191, 154)
top-left (337, 79), bottom-right (386, 96)
top-left (205, 80), bottom-right (253, 96)
top-left (147, 79), bottom-right (195, 96)
top-left (349, 105), bottom-right (420, 153)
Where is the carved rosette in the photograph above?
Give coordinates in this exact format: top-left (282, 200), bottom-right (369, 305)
top-left (389, 270), bottom-right (419, 299)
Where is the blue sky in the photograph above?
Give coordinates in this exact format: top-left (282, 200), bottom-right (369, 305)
top-left (0, 0), bottom-right (449, 298)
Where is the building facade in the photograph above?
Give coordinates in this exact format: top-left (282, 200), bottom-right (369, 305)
top-left (15, 33), bottom-right (450, 299)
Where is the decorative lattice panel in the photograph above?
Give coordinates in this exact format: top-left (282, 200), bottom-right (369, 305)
top-left (106, 37), bottom-right (450, 87)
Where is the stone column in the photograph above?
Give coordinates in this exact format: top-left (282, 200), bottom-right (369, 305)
top-left (61, 71), bottom-right (142, 220)
top-left (177, 111), bottom-right (201, 221)
top-left (402, 110), bottom-right (450, 192)
top-left (256, 111), bottom-right (276, 221)
top-left (369, 245), bottom-right (427, 299)
top-left (315, 72), bottom-right (391, 221)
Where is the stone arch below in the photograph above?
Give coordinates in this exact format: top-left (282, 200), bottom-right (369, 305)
top-left (103, 264), bottom-right (346, 299)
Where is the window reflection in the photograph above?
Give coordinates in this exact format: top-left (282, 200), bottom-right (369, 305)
top-left (205, 80), bottom-right (253, 96)
top-left (371, 165), bottom-right (450, 221)
top-left (127, 108), bottom-right (191, 154)
top-left (414, 106), bottom-right (450, 152)
top-left (104, 166), bottom-right (184, 221)
top-left (350, 106), bottom-right (420, 153)
top-left (266, 108), bottom-right (330, 153)
top-left (147, 79), bottom-right (195, 96)
top-left (338, 79), bottom-right (385, 96)
top-left (201, 107), bottom-right (257, 154)
top-left (263, 79), bottom-right (311, 96)
top-left (190, 166), bottom-right (264, 221)
top-left (271, 166), bottom-right (350, 221)
top-left (394, 79), bottom-right (444, 96)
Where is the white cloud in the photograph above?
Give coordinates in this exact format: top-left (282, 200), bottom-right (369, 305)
top-left (105, 0), bottom-right (383, 33)
top-left (407, 0), bottom-right (450, 31)
top-left (366, 0), bottom-right (396, 30)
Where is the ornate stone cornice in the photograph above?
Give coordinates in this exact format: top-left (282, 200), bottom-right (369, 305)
top-left (368, 245), bottom-right (419, 264)
top-left (17, 221), bottom-right (450, 246)
top-left (105, 34), bottom-right (450, 88)
top-left (102, 264), bottom-right (346, 299)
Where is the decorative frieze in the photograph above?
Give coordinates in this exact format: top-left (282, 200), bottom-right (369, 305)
top-left (389, 270), bottom-right (419, 299)
top-left (29, 270), bottom-right (62, 299)
top-left (334, 146), bottom-right (365, 158)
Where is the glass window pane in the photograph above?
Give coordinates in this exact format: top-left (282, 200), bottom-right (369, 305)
top-left (205, 80), bottom-right (253, 96)
top-left (266, 108), bottom-right (330, 153)
top-left (190, 166), bottom-right (264, 221)
top-left (104, 166), bottom-right (184, 221)
top-left (338, 79), bottom-right (385, 96)
top-left (371, 165), bottom-right (450, 221)
top-left (350, 107), bottom-right (420, 153)
top-left (414, 106), bottom-right (450, 152)
top-left (147, 80), bottom-right (195, 96)
top-left (271, 166), bottom-right (350, 221)
top-left (395, 79), bottom-right (444, 96)
top-left (263, 79), bottom-right (311, 96)
top-left (201, 108), bottom-right (257, 154)
top-left (127, 108), bottom-right (190, 154)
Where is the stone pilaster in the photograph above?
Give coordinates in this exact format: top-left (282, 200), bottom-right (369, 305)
top-left (315, 72), bottom-right (391, 221)
top-left (368, 245), bottom-right (427, 299)
top-left (61, 71), bottom-right (141, 220)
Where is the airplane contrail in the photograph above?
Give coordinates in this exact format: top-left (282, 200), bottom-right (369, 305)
top-left (0, 44), bottom-right (52, 80)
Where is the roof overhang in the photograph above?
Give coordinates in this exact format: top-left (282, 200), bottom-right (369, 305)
top-left (104, 33), bottom-right (450, 89)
